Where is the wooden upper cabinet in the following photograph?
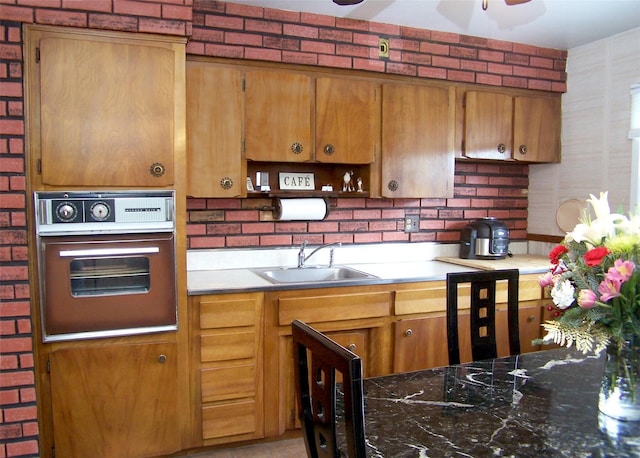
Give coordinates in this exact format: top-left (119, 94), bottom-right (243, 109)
top-left (244, 70), bottom-right (313, 162)
top-left (463, 90), bottom-right (561, 163)
top-left (186, 62), bottom-right (245, 197)
top-left (381, 83), bottom-right (455, 198)
top-left (315, 77), bottom-right (378, 164)
top-left (513, 95), bottom-right (561, 163)
top-left (25, 25), bottom-right (185, 188)
top-left (463, 91), bottom-right (513, 160)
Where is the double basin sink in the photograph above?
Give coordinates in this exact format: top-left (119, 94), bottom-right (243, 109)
top-left (252, 266), bottom-right (377, 285)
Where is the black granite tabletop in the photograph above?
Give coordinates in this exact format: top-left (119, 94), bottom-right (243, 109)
top-left (361, 347), bottom-right (640, 457)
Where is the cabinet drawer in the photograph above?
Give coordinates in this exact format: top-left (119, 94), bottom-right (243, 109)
top-left (278, 291), bottom-right (390, 326)
top-left (201, 364), bottom-right (256, 402)
top-left (201, 332), bottom-right (255, 362)
top-left (202, 400), bottom-right (257, 439)
top-left (200, 297), bottom-right (259, 329)
top-left (395, 283), bottom-right (470, 315)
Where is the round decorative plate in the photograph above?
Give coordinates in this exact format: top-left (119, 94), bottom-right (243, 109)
top-left (556, 199), bottom-right (585, 232)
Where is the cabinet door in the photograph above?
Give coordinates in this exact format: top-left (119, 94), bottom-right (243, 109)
top-left (393, 314), bottom-right (472, 372)
top-left (187, 63), bottom-right (245, 197)
top-left (245, 70), bottom-right (313, 162)
top-left (513, 95), bottom-right (561, 163)
top-left (463, 91), bottom-right (513, 160)
top-left (381, 83), bottom-right (454, 198)
top-left (34, 30), bottom-right (181, 187)
top-left (50, 342), bottom-right (179, 458)
top-left (315, 77), bottom-right (378, 164)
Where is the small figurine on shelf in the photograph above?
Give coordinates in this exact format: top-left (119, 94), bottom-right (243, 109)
top-left (342, 171), bottom-right (354, 192)
top-left (356, 177), bottom-right (363, 192)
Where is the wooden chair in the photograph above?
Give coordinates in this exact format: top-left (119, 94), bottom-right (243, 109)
top-left (291, 319), bottom-right (367, 458)
top-left (446, 269), bottom-right (520, 365)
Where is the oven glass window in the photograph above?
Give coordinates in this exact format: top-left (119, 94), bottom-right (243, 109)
top-left (69, 257), bottom-right (151, 297)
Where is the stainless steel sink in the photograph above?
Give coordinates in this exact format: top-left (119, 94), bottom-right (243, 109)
top-left (252, 266), bottom-right (377, 284)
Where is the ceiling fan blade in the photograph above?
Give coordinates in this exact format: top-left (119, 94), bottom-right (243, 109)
top-left (333, 0), bottom-right (365, 5)
top-left (505, 0), bottom-right (531, 5)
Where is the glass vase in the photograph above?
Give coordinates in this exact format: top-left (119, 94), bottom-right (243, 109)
top-left (598, 335), bottom-right (640, 421)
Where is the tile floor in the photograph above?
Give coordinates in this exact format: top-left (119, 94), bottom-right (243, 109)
top-left (173, 438), bottom-right (306, 458)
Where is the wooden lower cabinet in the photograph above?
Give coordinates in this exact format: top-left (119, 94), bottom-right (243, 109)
top-left (392, 274), bottom-right (545, 373)
top-left (263, 286), bottom-right (393, 436)
top-left (190, 292), bottom-right (264, 446)
top-left (49, 341), bottom-right (180, 458)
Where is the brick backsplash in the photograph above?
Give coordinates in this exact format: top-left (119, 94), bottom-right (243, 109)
top-left (186, 162), bottom-right (529, 249)
top-left (0, 0), bottom-right (555, 455)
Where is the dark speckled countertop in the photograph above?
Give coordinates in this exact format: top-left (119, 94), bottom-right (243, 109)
top-left (360, 348), bottom-right (640, 457)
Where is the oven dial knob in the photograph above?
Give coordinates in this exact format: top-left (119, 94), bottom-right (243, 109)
top-left (56, 202), bottom-right (77, 222)
top-left (90, 202), bottom-right (110, 221)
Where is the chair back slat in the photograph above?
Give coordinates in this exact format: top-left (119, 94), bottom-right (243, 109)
top-left (446, 269), bottom-right (520, 365)
top-left (292, 320), bottom-right (367, 458)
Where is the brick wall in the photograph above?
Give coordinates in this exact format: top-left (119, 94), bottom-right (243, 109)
top-left (0, 2), bottom-right (192, 457)
top-left (0, 0), bottom-right (562, 456)
top-left (187, 162), bottom-right (529, 249)
top-left (189, 1), bottom-right (567, 92)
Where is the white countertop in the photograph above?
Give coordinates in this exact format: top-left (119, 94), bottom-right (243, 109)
top-left (187, 241), bottom-right (547, 295)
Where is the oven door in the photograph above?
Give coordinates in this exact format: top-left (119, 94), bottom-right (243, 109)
top-left (39, 233), bottom-right (177, 342)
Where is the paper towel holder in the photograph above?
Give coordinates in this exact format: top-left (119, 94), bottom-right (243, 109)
top-left (272, 197), bottom-right (330, 221)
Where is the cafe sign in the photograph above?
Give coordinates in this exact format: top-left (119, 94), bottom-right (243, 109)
top-left (279, 172), bottom-right (315, 190)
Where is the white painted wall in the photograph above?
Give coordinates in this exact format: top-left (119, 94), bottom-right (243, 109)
top-left (528, 27), bottom-right (640, 243)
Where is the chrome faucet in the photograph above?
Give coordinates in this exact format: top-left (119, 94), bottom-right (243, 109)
top-left (297, 241), bottom-right (342, 268)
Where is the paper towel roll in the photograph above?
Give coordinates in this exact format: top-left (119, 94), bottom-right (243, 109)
top-left (274, 198), bottom-right (328, 221)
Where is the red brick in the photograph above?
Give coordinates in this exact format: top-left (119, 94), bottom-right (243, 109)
top-left (432, 55), bottom-right (460, 69)
top-left (162, 4), bottom-right (192, 21)
top-left (205, 14), bottom-right (244, 30)
top-left (0, 5), bottom-right (34, 23)
top-left (6, 440), bottom-right (39, 456)
top-left (420, 41), bottom-right (449, 56)
top-left (89, 13), bottom-right (138, 31)
top-left (460, 60), bottom-right (487, 72)
top-left (385, 62), bottom-right (416, 76)
top-left (0, 355), bottom-right (18, 371)
top-left (139, 18), bottom-right (186, 35)
top-left (478, 49), bottom-right (504, 63)
top-left (369, 21), bottom-right (400, 36)
top-left (264, 36), bottom-right (300, 51)
top-left (246, 18), bottom-right (282, 34)
top-left (300, 12), bottom-right (335, 27)
top-left (189, 237), bottom-right (225, 249)
top-left (284, 24), bottom-right (319, 39)
top-left (245, 47), bottom-right (281, 62)
top-left (431, 30), bottom-right (460, 44)
top-left (226, 2), bottom-right (264, 19)
top-left (336, 17), bottom-right (368, 32)
top-left (476, 73), bottom-right (502, 86)
top-left (401, 26), bottom-right (430, 41)
top-left (0, 81), bottom-right (21, 98)
top-left (0, 120), bottom-right (23, 136)
top-left (418, 66), bottom-right (447, 79)
top-left (528, 79), bottom-right (552, 91)
top-left (260, 234), bottom-right (294, 246)
top-left (318, 54), bottom-right (352, 69)
top-left (447, 69), bottom-right (475, 83)
top-left (356, 232), bottom-right (384, 243)
top-left (264, 7), bottom-right (299, 23)
top-left (113, 0), bottom-right (161, 17)
top-left (300, 40), bottom-right (334, 55)
top-left (205, 43), bottom-right (244, 58)
top-left (36, 8), bottom-right (88, 27)
top-left (62, 0), bottom-right (112, 13)
top-left (283, 50), bottom-right (317, 65)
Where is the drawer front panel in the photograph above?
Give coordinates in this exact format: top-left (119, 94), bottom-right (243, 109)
top-left (200, 298), bottom-right (258, 329)
top-left (201, 364), bottom-right (256, 402)
top-left (201, 332), bottom-right (255, 362)
top-left (278, 291), bottom-right (390, 326)
top-left (202, 400), bottom-right (256, 439)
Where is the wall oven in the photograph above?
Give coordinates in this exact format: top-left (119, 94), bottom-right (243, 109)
top-left (34, 190), bottom-right (177, 342)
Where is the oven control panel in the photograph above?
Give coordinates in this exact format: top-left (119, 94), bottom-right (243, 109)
top-left (35, 190), bottom-right (175, 235)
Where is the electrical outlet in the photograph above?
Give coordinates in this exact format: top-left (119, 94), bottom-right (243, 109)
top-left (404, 214), bottom-right (419, 233)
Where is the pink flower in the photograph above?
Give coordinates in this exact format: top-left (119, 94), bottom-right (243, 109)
top-left (577, 289), bottom-right (598, 308)
top-left (598, 277), bottom-right (623, 302)
top-left (538, 272), bottom-right (554, 288)
top-left (608, 259), bottom-right (635, 282)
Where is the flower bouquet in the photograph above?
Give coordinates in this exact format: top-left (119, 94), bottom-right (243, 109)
top-left (539, 192), bottom-right (640, 420)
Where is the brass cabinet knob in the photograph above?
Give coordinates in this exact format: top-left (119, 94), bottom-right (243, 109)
top-left (347, 343), bottom-right (357, 351)
top-left (387, 180), bottom-right (399, 192)
top-left (291, 142), bottom-right (303, 155)
top-left (527, 315), bottom-right (536, 323)
top-left (497, 143), bottom-right (506, 154)
top-left (220, 177), bottom-right (233, 190)
top-left (404, 329), bottom-right (412, 337)
top-left (323, 144), bottom-right (335, 156)
top-left (149, 162), bottom-right (166, 177)
top-left (519, 144), bottom-right (527, 155)
top-left (157, 354), bottom-right (167, 364)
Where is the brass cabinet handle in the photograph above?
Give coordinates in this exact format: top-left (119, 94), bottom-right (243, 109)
top-left (157, 354), bottom-right (167, 364)
top-left (220, 177), bottom-right (233, 190)
top-left (527, 315), bottom-right (536, 323)
top-left (404, 329), bottom-right (412, 337)
top-left (291, 142), bottom-right (303, 155)
top-left (519, 144), bottom-right (527, 155)
top-left (497, 143), bottom-right (506, 154)
top-left (347, 343), bottom-right (357, 351)
top-left (149, 162), bottom-right (166, 177)
top-left (323, 144), bottom-right (335, 156)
